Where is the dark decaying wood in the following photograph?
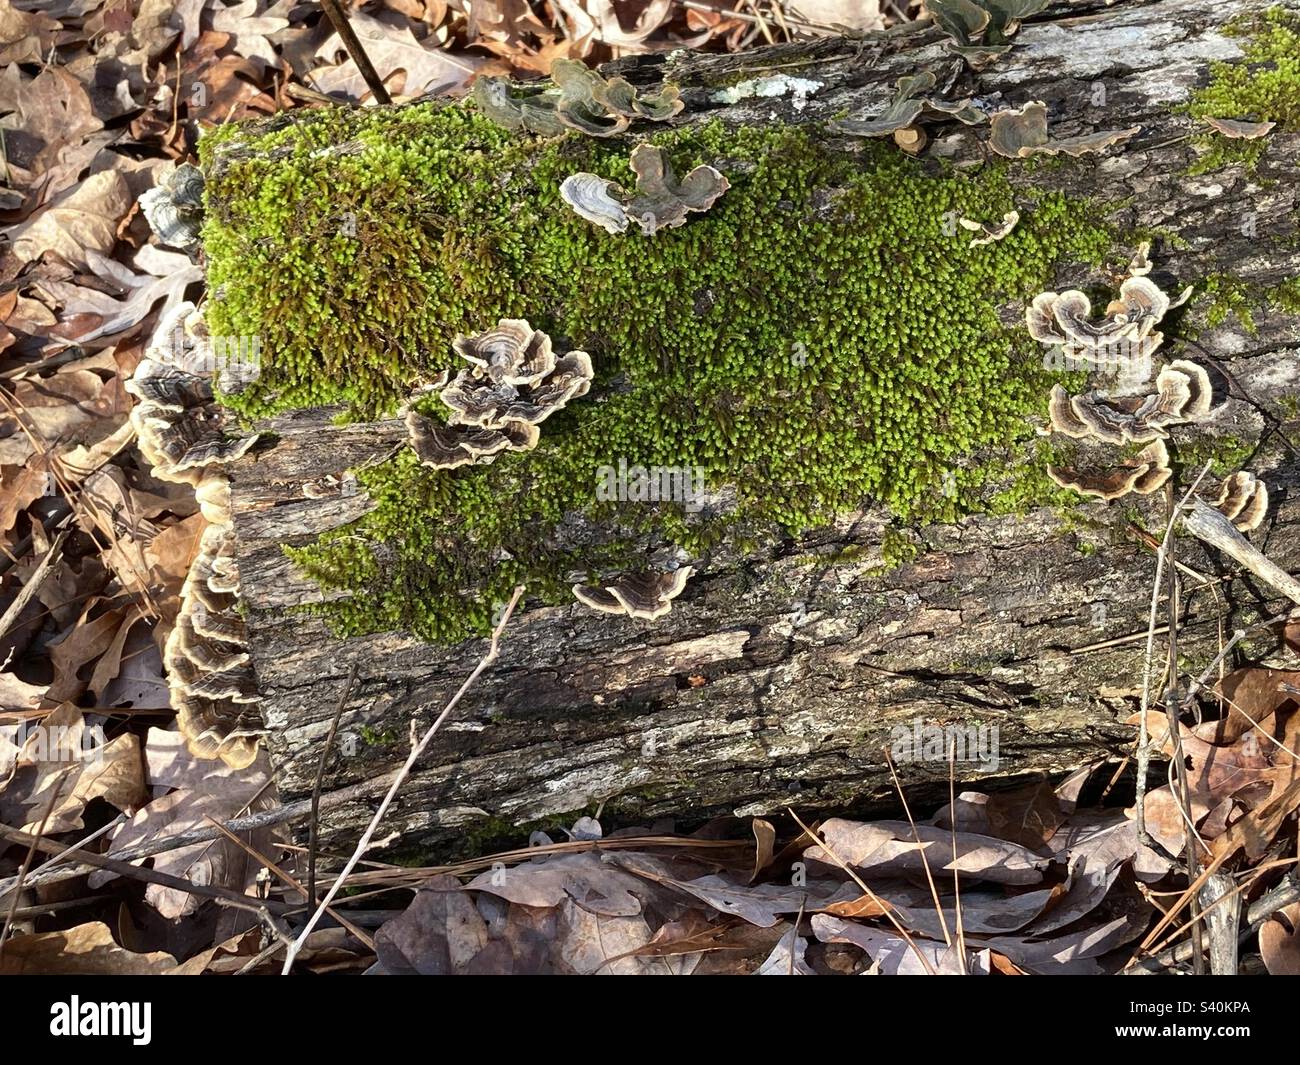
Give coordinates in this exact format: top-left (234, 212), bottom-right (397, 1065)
top-left (224, 0), bottom-right (1300, 855)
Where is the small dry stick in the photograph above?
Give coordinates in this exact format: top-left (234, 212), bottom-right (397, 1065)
top-left (308, 663), bottom-right (359, 909)
top-left (0, 527), bottom-right (70, 640)
top-left (0, 822), bottom-right (297, 917)
top-left (0, 769), bottom-right (69, 954)
top-left (319, 0), bottom-right (392, 105)
top-left (1180, 499), bottom-right (1300, 606)
top-left (280, 585), bottom-right (527, 975)
top-left (786, 808), bottom-right (938, 976)
top-left (1135, 464), bottom-right (1212, 849)
top-left (884, 750), bottom-right (952, 950)
top-left (1161, 485), bottom-right (1205, 973)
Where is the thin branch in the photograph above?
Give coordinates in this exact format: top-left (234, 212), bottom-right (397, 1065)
top-left (0, 822), bottom-right (297, 918)
top-left (0, 526), bottom-right (70, 640)
top-left (280, 585), bottom-right (527, 975)
top-left (319, 0), bottom-right (392, 105)
top-left (309, 663), bottom-right (358, 909)
top-left (0, 769), bottom-right (69, 955)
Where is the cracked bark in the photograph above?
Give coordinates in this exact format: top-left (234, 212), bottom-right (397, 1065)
top-left (223, 0), bottom-right (1300, 855)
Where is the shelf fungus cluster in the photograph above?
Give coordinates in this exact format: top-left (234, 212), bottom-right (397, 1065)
top-left (167, 525), bottom-right (263, 768)
top-left (1213, 471), bottom-right (1270, 532)
top-left (1047, 440), bottom-right (1173, 500)
top-left (405, 319), bottom-right (593, 470)
top-left (925, 0), bottom-right (1050, 67)
top-left (1024, 246), bottom-right (1199, 501)
top-left (561, 144), bottom-right (729, 236)
top-left (139, 163), bottom-right (205, 251)
top-left (473, 59), bottom-right (682, 138)
top-left (1045, 360), bottom-right (1213, 445)
top-left (960, 210), bottom-right (1019, 247)
top-left (831, 71), bottom-right (984, 154)
top-left (126, 303), bottom-right (265, 767)
top-left (572, 567), bottom-right (693, 621)
top-left (989, 101), bottom-right (1140, 159)
top-left (1026, 243), bottom-right (1192, 369)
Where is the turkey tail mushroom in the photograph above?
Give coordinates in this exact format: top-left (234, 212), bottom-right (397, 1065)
top-left (127, 305), bottom-right (266, 768)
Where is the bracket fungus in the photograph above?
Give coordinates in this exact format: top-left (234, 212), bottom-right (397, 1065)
top-left (1025, 249), bottom-right (1191, 369)
top-left (473, 60), bottom-right (682, 138)
top-left (405, 320), bottom-right (590, 470)
top-left (165, 524), bottom-right (264, 768)
top-left (625, 144), bottom-right (729, 235)
top-left (127, 308), bottom-right (264, 768)
top-left (1045, 360), bottom-right (1214, 445)
top-left (1201, 116), bottom-right (1276, 139)
top-left (561, 144), bottom-right (729, 237)
top-left (1047, 440), bottom-right (1172, 500)
top-left (140, 162), bottom-right (205, 250)
top-left (924, 0), bottom-right (1050, 67)
top-left (559, 173), bottom-right (629, 235)
top-left (831, 71), bottom-right (985, 141)
top-left (989, 101), bottom-right (1140, 159)
top-left (960, 210), bottom-right (1019, 247)
top-left (472, 76), bottom-right (567, 136)
top-left (572, 567), bottom-right (694, 621)
top-left (1213, 471), bottom-right (1269, 532)
top-left (406, 413), bottom-right (540, 470)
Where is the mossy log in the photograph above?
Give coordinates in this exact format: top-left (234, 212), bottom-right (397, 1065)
top-left (219, 0), bottom-right (1300, 855)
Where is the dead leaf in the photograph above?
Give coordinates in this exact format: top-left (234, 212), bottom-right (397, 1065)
top-left (0, 0), bottom-right (61, 65)
top-left (93, 728), bottom-right (276, 918)
top-left (210, 0), bottom-right (292, 69)
top-left (0, 921), bottom-right (178, 974)
top-left (312, 10), bottom-right (484, 99)
top-left (1, 703), bottom-right (145, 833)
top-left (12, 170), bottom-right (131, 269)
top-left (1260, 904), bottom-right (1300, 975)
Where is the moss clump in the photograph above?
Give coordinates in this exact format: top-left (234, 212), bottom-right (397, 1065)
top-left (1173, 433), bottom-right (1256, 477)
top-left (1199, 274), bottom-right (1260, 332)
top-left (1187, 6), bottom-right (1300, 173)
top-left (203, 105), bottom-right (1114, 642)
top-left (1269, 277), bottom-right (1300, 314)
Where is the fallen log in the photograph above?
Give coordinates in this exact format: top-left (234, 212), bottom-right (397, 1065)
top-left (212, 0), bottom-right (1300, 856)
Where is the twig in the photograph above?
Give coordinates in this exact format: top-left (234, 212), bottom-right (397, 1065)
top-left (1180, 499), bottom-right (1300, 605)
top-left (0, 823), bottom-right (296, 917)
top-left (1135, 465), bottom-right (1212, 850)
top-left (1185, 608), bottom-right (1298, 701)
top-left (1161, 484), bottom-right (1205, 973)
top-left (280, 585), bottom-right (527, 975)
top-left (884, 750), bottom-right (951, 949)
top-left (319, 0), bottom-right (392, 105)
top-left (0, 769), bottom-right (69, 955)
top-left (785, 808), bottom-right (937, 975)
top-left (202, 816), bottom-right (374, 950)
top-left (0, 769), bottom-right (401, 898)
top-left (1127, 870), bottom-right (1300, 973)
top-left (309, 664), bottom-right (358, 910)
top-left (0, 527), bottom-right (70, 640)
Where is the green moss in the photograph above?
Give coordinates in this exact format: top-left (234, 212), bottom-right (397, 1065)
top-left (1199, 274), bottom-right (1259, 332)
top-left (1186, 6), bottom-right (1300, 173)
top-left (1173, 432), bottom-right (1255, 477)
top-left (879, 528), bottom-right (920, 569)
top-left (202, 105), bottom-right (1115, 642)
top-left (1269, 277), bottom-right (1300, 314)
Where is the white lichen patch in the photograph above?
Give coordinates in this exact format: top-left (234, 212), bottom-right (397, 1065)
top-left (710, 74), bottom-right (823, 111)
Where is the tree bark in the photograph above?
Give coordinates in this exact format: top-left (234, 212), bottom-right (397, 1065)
top-left (225, 0), bottom-right (1300, 856)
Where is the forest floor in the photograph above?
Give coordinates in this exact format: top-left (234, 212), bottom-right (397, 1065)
top-left (1, 0), bottom-right (1299, 976)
